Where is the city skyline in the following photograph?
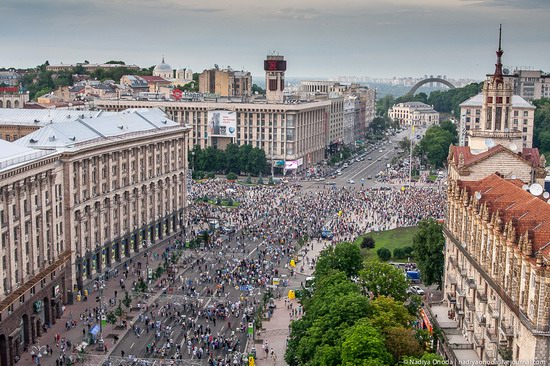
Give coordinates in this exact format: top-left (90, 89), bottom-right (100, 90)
top-left (1, 0), bottom-right (549, 80)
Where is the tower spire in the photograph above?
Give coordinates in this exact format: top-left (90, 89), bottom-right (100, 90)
top-left (493, 24), bottom-right (504, 84)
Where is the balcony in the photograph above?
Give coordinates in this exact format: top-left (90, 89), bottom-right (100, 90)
top-left (456, 304), bottom-right (465, 316)
top-left (447, 291), bottom-right (457, 304)
top-left (456, 287), bottom-right (466, 298)
top-left (486, 329), bottom-right (498, 343)
top-left (465, 298), bottom-right (475, 311)
top-left (488, 303), bottom-right (500, 318)
top-left (476, 290), bottom-right (487, 303)
top-left (466, 278), bottom-right (477, 289)
top-left (464, 316), bottom-right (474, 331)
top-left (476, 312), bottom-right (487, 326)
top-left (473, 333), bottom-right (485, 348)
top-left (499, 322), bottom-right (514, 337)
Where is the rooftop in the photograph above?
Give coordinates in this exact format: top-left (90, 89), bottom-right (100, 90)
top-left (15, 108), bottom-right (184, 151)
top-left (458, 173), bottom-right (550, 259)
top-left (449, 144), bottom-right (540, 168)
top-left (0, 139), bottom-right (54, 171)
top-left (0, 109), bottom-right (115, 126)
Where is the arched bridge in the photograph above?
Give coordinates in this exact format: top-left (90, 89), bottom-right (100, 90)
top-left (407, 77), bottom-right (456, 95)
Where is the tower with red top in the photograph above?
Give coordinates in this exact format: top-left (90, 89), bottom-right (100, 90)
top-left (264, 53), bottom-right (286, 104)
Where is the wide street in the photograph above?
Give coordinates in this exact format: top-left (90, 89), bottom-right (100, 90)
top-left (21, 126), bottom-right (444, 366)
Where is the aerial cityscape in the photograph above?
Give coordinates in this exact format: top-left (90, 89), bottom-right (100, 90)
top-left (1, 1), bottom-right (550, 366)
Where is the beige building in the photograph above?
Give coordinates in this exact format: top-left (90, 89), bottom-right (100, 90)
top-left (388, 101), bottom-right (440, 127)
top-left (443, 173), bottom-right (550, 364)
top-left (0, 108), bottom-right (190, 366)
top-left (198, 68), bottom-right (252, 98)
top-left (93, 99), bottom-right (333, 172)
top-left (507, 69), bottom-right (550, 101)
top-left (0, 93), bottom-right (29, 109)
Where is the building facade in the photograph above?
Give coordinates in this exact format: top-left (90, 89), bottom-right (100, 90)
top-left (0, 141), bottom-right (70, 366)
top-left (0, 92), bottom-right (29, 110)
top-left (443, 174), bottom-right (550, 364)
top-left (93, 99), bottom-right (332, 172)
top-left (388, 101), bottom-right (440, 127)
top-left (0, 109), bottom-right (190, 366)
top-left (506, 69), bottom-right (550, 101)
top-left (198, 68), bottom-right (252, 98)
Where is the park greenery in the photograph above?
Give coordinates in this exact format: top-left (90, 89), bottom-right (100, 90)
top-left (189, 143), bottom-right (267, 178)
top-left (286, 241), bottom-right (443, 365)
top-left (355, 227), bottom-right (418, 262)
top-left (532, 98), bottom-right (550, 159)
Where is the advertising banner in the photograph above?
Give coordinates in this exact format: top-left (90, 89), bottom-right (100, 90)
top-left (297, 158), bottom-right (304, 166)
top-left (284, 160), bottom-right (298, 170)
top-left (208, 110), bottom-right (237, 137)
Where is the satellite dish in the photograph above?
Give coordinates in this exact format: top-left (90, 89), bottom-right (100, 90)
top-left (543, 192), bottom-right (550, 199)
top-left (504, 128), bottom-right (510, 133)
top-left (530, 183), bottom-right (544, 196)
top-left (475, 191), bottom-right (482, 200)
top-left (511, 175), bottom-right (516, 179)
top-left (509, 143), bottom-right (518, 152)
top-left (547, 199), bottom-right (550, 204)
top-left (485, 138), bottom-right (495, 149)
top-left (522, 184), bottom-right (529, 191)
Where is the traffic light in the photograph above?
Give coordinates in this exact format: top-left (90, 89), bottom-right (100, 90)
top-left (96, 296), bottom-right (100, 303)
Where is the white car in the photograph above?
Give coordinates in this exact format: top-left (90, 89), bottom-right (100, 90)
top-left (409, 286), bottom-right (425, 295)
top-left (347, 179), bottom-right (355, 184)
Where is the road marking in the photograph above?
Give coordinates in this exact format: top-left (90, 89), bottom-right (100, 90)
top-left (350, 150), bottom-right (394, 180)
top-left (130, 342), bottom-right (134, 349)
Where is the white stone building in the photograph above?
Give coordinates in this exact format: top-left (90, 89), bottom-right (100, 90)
top-left (388, 102), bottom-right (440, 127)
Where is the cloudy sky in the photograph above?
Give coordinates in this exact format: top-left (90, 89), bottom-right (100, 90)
top-left (1, 0), bottom-right (549, 80)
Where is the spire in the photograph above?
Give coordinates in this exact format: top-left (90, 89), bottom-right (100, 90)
top-left (162, 56), bottom-right (165, 64)
top-left (493, 24), bottom-right (504, 85)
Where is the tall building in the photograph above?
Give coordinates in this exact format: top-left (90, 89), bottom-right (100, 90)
top-left (264, 54), bottom-right (286, 104)
top-left (0, 109), bottom-right (190, 366)
top-left (465, 26), bottom-right (535, 152)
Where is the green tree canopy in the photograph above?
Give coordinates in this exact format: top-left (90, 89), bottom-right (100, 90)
top-left (359, 261), bottom-right (409, 301)
top-left (367, 296), bottom-right (414, 331)
top-left (314, 242), bottom-right (364, 280)
top-left (341, 319), bottom-right (392, 366)
top-left (383, 326), bottom-right (424, 363)
top-left (415, 123), bottom-right (457, 168)
top-left (412, 218), bottom-right (445, 289)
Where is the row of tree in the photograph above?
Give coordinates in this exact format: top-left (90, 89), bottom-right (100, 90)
top-left (532, 98), bottom-right (550, 158)
top-left (189, 143), bottom-right (267, 176)
top-left (285, 237), bottom-right (444, 365)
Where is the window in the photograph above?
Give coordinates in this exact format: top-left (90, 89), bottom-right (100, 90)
top-left (524, 111), bottom-right (529, 117)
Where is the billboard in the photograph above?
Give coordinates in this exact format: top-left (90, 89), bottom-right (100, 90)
top-left (208, 110), bottom-right (237, 138)
top-left (285, 160), bottom-right (299, 170)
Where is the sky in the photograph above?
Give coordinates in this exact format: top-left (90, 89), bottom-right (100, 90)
top-left (1, 0), bottom-right (549, 80)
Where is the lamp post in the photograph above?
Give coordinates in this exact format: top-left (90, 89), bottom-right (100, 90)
top-left (97, 280), bottom-right (106, 351)
top-left (31, 343), bottom-right (47, 365)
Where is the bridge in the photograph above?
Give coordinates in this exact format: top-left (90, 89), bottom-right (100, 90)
top-left (407, 77), bottom-right (456, 95)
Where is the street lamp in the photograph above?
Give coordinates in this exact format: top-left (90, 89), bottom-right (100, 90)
top-left (31, 343), bottom-right (47, 365)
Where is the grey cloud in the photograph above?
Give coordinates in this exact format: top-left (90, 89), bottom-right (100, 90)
top-left (276, 7), bottom-right (322, 20)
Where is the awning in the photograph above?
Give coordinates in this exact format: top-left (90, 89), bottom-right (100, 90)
top-left (89, 324), bottom-right (100, 336)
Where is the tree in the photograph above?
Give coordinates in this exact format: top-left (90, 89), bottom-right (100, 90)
top-left (383, 326), bottom-right (424, 363)
top-left (252, 84), bottom-right (265, 95)
top-left (226, 172), bottom-right (237, 180)
top-left (122, 291), bottom-right (132, 310)
top-left (224, 143), bottom-right (241, 173)
top-left (359, 261), bottom-right (409, 301)
top-left (398, 137), bottom-right (411, 153)
top-left (340, 319), bottom-right (392, 365)
top-left (413, 218), bottom-right (445, 289)
top-left (360, 236), bottom-right (375, 249)
top-left (415, 124), bottom-right (457, 168)
top-left (376, 247), bottom-right (391, 261)
top-left (367, 296), bottom-right (414, 331)
top-left (106, 311), bottom-right (117, 325)
top-left (315, 242), bottom-right (363, 280)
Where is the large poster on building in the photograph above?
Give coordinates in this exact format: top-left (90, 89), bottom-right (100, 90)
top-left (208, 110), bottom-right (237, 138)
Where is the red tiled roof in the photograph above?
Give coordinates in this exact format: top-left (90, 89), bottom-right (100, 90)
top-left (450, 144), bottom-right (539, 168)
top-left (141, 76), bottom-right (170, 84)
top-left (458, 174), bottom-right (550, 258)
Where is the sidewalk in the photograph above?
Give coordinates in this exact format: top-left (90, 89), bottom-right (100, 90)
top-left (254, 238), bottom-right (327, 366)
top-left (19, 237), bottom-right (179, 366)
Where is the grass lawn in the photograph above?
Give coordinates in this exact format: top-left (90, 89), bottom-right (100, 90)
top-left (354, 226), bottom-right (418, 262)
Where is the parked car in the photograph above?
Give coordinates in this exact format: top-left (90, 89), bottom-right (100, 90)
top-left (347, 179), bottom-right (355, 184)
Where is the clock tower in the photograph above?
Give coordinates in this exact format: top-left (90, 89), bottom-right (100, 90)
top-left (264, 54), bottom-right (286, 104)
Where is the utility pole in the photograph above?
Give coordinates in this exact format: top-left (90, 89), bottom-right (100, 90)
top-left (409, 125), bottom-right (414, 187)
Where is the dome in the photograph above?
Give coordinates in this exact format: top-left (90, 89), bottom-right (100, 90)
top-left (153, 57), bottom-right (173, 77)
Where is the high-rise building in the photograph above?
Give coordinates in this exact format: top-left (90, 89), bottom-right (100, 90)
top-left (198, 68), bottom-right (251, 98)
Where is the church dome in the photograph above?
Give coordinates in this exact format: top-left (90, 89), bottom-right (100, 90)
top-left (153, 57), bottom-right (173, 77)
